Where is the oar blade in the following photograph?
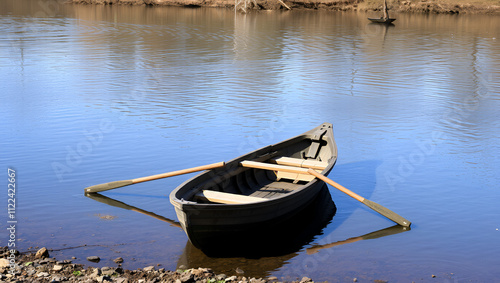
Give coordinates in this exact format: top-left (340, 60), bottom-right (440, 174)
top-left (84, 180), bottom-right (134, 194)
top-left (362, 199), bottom-right (411, 227)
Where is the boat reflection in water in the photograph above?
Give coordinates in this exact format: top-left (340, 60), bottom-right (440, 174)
top-left (86, 184), bottom-right (335, 257)
top-left (185, 185), bottom-right (336, 257)
top-left (86, 185), bottom-right (409, 277)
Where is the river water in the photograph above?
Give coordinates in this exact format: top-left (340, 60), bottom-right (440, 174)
top-left (1, 1), bottom-right (499, 282)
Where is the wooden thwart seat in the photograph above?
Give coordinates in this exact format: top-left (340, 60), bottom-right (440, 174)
top-left (270, 157), bottom-right (328, 183)
top-left (197, 158), bottom-right (328, 204)
top-left (195, 190), bottom-right (267, 204)
top-left (272, 157), bottom-right (328, 170)
top-left (274, 171), bottom-right (315, 182)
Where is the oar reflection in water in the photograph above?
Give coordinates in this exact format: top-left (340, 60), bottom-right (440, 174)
top-left (85, 192), bottom-right (181, 228)
top-left (306, 224), bottom-right (411, 255)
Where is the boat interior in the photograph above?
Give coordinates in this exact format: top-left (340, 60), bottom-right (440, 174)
top-left (181, 128), bottom-right (336, 205)
top-left (192, 156), bottom-right (329, 204)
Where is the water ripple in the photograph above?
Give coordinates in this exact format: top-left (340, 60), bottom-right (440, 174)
top-left (2, 5), bottom-right (500, 281)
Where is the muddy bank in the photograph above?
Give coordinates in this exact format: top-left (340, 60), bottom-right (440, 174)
top-left (68, 0), bottom-right (500, 14)
top-left (1, 246), bottom-right (326, 283)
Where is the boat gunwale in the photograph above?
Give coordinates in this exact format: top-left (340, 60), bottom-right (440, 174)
top-left (169, 123), bottom-right (337, 209)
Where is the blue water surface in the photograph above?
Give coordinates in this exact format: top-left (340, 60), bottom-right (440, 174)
top-left (1, 1), bottom-right (499, 282)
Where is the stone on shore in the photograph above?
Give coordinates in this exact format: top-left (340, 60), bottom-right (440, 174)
top-left (0, 245), bottom-right (326, 283)
top-left (179, 271), bottom-right (194, 282)
top-left (36, 272), bottom-right (50, 277)
top-left (90, 267), bottom-right (102, 278)
top-left (236, 267), bottom-right (245, 274)
top-left (101, 266), bottom-right (115, 276)
top-left (96, 275), bottom-right (111, 283)
top-left (35, 247), bottom-right (49, 259)
top-left (87, 256), bottom-right (101, 262)
top-left (0, 258), bottom-right (9, 268)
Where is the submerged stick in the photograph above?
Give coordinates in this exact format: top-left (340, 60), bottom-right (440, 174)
top-left (278, 0), bottom-right (291, 10)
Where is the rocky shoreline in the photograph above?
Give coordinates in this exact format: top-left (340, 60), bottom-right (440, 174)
top-left (0, 247), bottom-right (320, 283)
top-left (68, 0), bottom-right (500, 14)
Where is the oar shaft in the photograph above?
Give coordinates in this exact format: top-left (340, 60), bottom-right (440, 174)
top-left (84, 161), bottom-right (225, 194)
top-left (307, 169), bottom-right (411, 227)
top-left (132, 162), bottom-right (226, 184)
top-left (306, 169), bottom-right (364, 202)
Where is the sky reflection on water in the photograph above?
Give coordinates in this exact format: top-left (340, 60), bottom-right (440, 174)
top-left (1, 1), bottom-right (500, 282)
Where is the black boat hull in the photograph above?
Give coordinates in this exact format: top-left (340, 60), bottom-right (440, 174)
top-left (368, 18), bottom-right (396, 24)
top-left (170, 123), bottom-right (337, 250)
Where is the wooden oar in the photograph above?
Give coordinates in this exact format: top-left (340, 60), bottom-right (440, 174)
top-left (84, 161), bottom-right (225, 194)
top-left (240, 161), bottom-right (411, 227)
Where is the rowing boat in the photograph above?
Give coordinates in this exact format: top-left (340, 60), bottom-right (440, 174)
top-left (368, 18), bottom-right (396, 24)
top-left (368, 0), bottom-right (395, 24)
top-left (169, 123), bottom-right (337, 250)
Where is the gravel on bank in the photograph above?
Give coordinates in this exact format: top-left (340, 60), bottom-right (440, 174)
top-left (0, 247), bottom-right (320, 283)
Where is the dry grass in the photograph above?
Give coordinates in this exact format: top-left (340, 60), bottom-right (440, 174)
top-left (67, 0), bottom-right (500, 13)
top-left (437, 0), bottom-right (499, 4)
top-left (358, 0), bottom-right (500, 13)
